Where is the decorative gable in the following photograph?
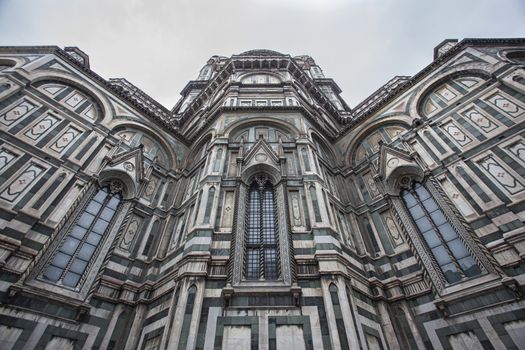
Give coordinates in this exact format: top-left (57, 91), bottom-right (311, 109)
top-left (378, 143), bottom-right (424, 194)
top-left (243, 136), bottom-right (280, 169)
top-left (99, 145), bottom-right (145, 198)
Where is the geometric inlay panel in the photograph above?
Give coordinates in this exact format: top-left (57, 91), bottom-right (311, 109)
top-left (486, 93), bottom-right (525, 118)
top-left (23, 113), bottom-right (61, 141)
top-left (0, 99), bottom-right (38, 126)
top-left (478, 155), bottom-right (524, 195)
top-left (442, 121), bottom-right (472, 146)
top-left (50, 126), bottom-right (82, 153)
top-left (462, 107), bottom-right (498, 133)
top-left (0, 148), bottom-right (17, 173)
top-left (0, 162), bottom-right (45, 202)
top-left (507, 140), bottom-right (525, 164)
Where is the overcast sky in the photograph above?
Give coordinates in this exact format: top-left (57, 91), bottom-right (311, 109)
top-left (1, 0), bottom-right (524, 109)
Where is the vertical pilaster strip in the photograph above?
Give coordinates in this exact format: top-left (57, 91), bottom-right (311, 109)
top-left (167, 280), bottom-right (189, 350)
top-left (99, 304), bottom-right (125, 350)
top-left (259, 310), bottom-right (269, 350)
top-left (335, 277), bottom-right (360, 349)
top-left (321, 277), bottom-right (341, 350)
top-left (186, 278), bottom-right (205, 350)
top-left (376, 301), bottom-right (401, 350)
top-left (124, 303), bottom-right (147, 350)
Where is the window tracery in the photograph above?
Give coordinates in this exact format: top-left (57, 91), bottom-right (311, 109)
top-left (41, 184), bottom-right (122, 289)
top-left (401, 182), bottom-right (483, 283)
top-left (244, 175), bottom-right (280, 280)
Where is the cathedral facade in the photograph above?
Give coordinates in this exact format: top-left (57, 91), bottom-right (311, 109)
top-left (0, 38), bottom-right (525, 349)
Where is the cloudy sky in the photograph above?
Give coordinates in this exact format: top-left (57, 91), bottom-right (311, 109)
top-left (1, 0), bottom-right (524, 109)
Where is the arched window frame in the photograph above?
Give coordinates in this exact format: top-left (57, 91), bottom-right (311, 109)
top-left (401, 182), bottom-right (483, 284)
top-left (301, 147), bottom-right (312, 172)
top-left (213, 148), bottom-right (223, 173)
top-left (390, 175), bottom-right (496, 292)
top-left (108, 310), bottom-right (132, 350)
top-left (329, 283), bottom-right (350, 349)
top-left (390, 304), bottom-right (418, 350)
top-left (30, 180), bottom-right (131, 299)
top-left (230, 171), bottom-right (293, 288)
top-left (309, 185), bottom-right (322, 223)
top-left (244, 176), bottom-right (280, 280)
top-left (203, 186), bottom-right (216, 224)
top-left (142, 219), bottom-right (161, 259)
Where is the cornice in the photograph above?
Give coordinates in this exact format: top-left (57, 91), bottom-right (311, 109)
top-left (183, 104), bottom-right (339, 144)
top-left (335, 37), bottom-right (525, 139)
top-left (175, 55), bottom-right (347, 131)
top-left (2, 38), bottom-right (523, 146)
top-left (0, 45), bottom-right (187, 144)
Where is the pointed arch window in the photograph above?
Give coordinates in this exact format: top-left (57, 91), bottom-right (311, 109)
top-left (203, 186), bottom-right (215, 224)
top-left (142, 220), bottom-right (160, 258)
top-left (401, 182), bottom-right (482, 283)
top-left (391, 306), bottom-right (418, 350)
top-left (245, 175), bottom-right (280, 280)
top-left (302, 147), bottom-right (311, 172)
top-left (42, 185), bottom-right (122, 288)
top-left (309, 185), bottom-right (322, 223)
top-left (108, 311), bottom-right (132, 350)
top-left (213, 148), bottom-right (223, 172)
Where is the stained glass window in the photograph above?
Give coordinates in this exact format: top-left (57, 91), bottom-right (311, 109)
top-left (245, 176), bottom-right (280, 280)
top-left (402, 182), bottom-right (482, 283)
top-left (43, 186), bottom-right (121, 288)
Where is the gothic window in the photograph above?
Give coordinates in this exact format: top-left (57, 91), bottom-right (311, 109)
top-left (402, 182), bottom-right (482, 283)
top-left (336, 211), bottom-right (349, 246)
top-left (309, 185), bottom-right (322, 223)
top-left (203, 187), bottom-right (215, 224)
top-left (302, 147), bottom-right (311, 172)
top-left (345, 285), bottom-right (363, 349)
top-left (142, 220), bottom-right (160, 258)
top-left (108, 311), bottom-right (132, 350)
top-left (360, 217), bottom-right (381, 255)
top-left (178, 285), bottom-right (197, 349)
top-left (42, 185), bottom-right (122, 288)
top-left (325, 192), bottom-right (333, 225)
top-left (245, 176), bottom-right (280, 280)
top-left (176, 211), bottom-right (188, 247)
top-left (143, 335), bottom-right (161, 350)
top-left (213, 148), bottom-right (223, 172)
top-left (161, 181), bottom-right (174, 208)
